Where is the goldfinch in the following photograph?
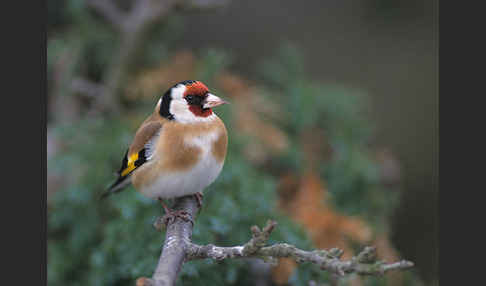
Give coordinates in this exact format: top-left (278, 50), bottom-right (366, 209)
top-left (102, 80), bottom-right (228, 219)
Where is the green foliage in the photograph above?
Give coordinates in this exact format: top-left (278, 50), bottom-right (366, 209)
top-left (259, 44), bottom-right (399, 225)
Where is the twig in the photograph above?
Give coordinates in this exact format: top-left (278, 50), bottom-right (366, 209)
top-left (85, 0), bottom-right (232, 114)
top-left (186, 224), bottom-right (413, 276)
top-left (136, 196), bottom-right (414, 286)
top-left (85, 0), bottom-right (126, 30)
top-left (93, 0), bottom-right (181, 113)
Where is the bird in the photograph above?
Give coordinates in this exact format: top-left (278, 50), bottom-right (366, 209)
top-left (102, 80), bottom-right (228, 224)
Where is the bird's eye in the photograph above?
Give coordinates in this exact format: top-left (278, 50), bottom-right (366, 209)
top-left (185, 95), bottom-right (194, 103)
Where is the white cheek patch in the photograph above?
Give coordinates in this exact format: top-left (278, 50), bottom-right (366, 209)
top-left (170, 99), bottom-right (217, 124)
top-left (170, 99), bottom-right (190, 118)
top-left (171, 84), bottom-right (186, 99)
top-left (168, 84), bottom-right (194, 123)
top-left (168, 83), bottom-right (218, 124)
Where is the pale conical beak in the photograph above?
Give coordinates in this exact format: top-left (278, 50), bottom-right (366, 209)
top-left (203, 93), bottom-right (229, 109)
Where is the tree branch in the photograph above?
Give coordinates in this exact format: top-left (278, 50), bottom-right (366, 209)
top-left (93, 0), bottom-right (181, 114)
top-left (136, 195), bottom-right (414, 286)
top-left (137, 196), bottom-right (199, 286)
top-left (185, 223), bottom-right (413, 276)
top-left (85, 0), bottom-right (126, 30)
top-left (84, 0), bottom-right (231, 114)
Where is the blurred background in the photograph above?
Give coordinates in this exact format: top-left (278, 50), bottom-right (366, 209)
top-left (47, 0), bottom-right (438, 285)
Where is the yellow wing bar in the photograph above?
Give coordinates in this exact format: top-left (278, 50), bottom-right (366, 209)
top-left (121, 153), bottom-right (139, 177)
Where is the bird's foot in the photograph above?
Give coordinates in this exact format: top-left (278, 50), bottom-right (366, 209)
top-left (161, 209), bottom-right (193, 226)
top-left (154, 198), bottom-right (194, 230)
top-left (194, 192), bottom-right (204, 209)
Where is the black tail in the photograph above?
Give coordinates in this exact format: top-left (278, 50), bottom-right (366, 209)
top-left (99, 175), bottom-right (131, 200)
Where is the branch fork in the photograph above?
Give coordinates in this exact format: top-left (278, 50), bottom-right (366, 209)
top-left (136, 195), bottom-right (413, 286)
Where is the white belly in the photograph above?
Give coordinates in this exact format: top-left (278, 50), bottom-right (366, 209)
top-left (139, 131), bottom-right (224, 199)
top-left (140, 155), bottom-right (223, 199)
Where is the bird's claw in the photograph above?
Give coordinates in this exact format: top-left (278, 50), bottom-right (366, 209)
top-left (194, 192), bottom-right (204, 209)
top-left (162, 209), bottom-right (193, 226)
top-left (154, 198), bottom-right (195, 230)
top-left (154, 210), bottom-right (194, 231)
